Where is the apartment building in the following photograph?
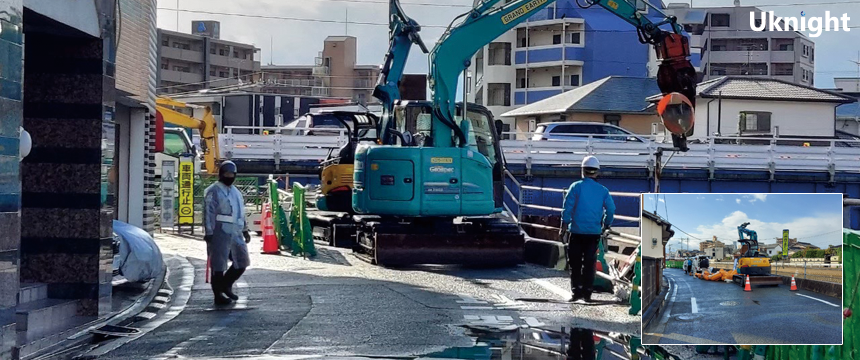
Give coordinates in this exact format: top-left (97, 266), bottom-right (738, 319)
top-left (157, 21), bottom-right (261, 94)
top-left (259, 36), bottom-right (380, 104)
top-left (664, 3), bottom-right (815, 85)
top-left (466, 0), bottom-right (670, 128)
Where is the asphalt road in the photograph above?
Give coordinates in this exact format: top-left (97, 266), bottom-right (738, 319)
top-left (644, 268), bottom-right (843, 345)
top-left (81, 233), bottom-right (645, 360)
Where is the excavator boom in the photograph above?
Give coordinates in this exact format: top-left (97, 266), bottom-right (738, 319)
top-left (156, 97), bottom-right (220, 174)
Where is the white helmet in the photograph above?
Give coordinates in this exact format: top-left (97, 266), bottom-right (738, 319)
top-left (582, 155), bottom-right (600, 170)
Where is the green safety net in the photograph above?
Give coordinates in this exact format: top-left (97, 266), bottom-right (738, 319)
top-left (288, 183), bottom-right (316, 258)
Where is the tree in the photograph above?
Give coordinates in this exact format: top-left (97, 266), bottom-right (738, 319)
top-left (791, 251), bottom-right (804, 259)
top-left (771, 254), bottom-right (781, 262)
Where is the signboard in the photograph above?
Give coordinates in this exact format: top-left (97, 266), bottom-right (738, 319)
top-left (178, 157), bottom-right (195, 225)
top-left (782, 229), bottom-right (789, 256)
top-left (161, 160), bottom-right (176, 228)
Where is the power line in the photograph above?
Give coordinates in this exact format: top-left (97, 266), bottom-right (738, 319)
top-left (157, 8), bottom-right (860, 31)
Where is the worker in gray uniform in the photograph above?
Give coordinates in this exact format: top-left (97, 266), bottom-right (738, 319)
top-left (203, 161), bottom-right (252, 305)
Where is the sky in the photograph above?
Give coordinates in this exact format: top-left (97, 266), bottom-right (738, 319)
top-left (642, 193), bottom-right (843, 252)
top-left (156, 0), bottom-right (860, 91)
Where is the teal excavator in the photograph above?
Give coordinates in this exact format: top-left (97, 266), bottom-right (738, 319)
top-left (317, 0), bottom-right (698, 266)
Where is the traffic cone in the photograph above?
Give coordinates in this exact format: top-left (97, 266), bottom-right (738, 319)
top-left (790, 276), bottom-right (798, 291)
top-left (744, 275), bottom-right (752, 292)
top-left (261, 202), bottom-right (280, 254)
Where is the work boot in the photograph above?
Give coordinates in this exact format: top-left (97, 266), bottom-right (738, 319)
top-left (211, 271), bottom-right (233, 305)
top-left (222, 266), bottom-right (246, 301)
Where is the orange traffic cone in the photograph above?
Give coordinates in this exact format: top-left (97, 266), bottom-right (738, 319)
top-left (790, 276), bottom-right (798, 291)
top-left (744, 275), bottom-right (752, 292)
top-left (261, 202), bottom-right (280, 254)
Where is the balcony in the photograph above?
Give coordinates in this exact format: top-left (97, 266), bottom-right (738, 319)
top-left (313, 66), bottom-right (330, 76)
top-left (707, 50), bottom-right (770, 64)
top-left (312, 87), bottom-right (330, 96)
top-left (161, 69), bottom-right (203, 83)
top-left (161, 46), bottom-right (204, 63)
top-left (770, 51), bottom-right (796, 63)
top-left (209, 54), bottom-right (258, 70)
top-left (514, 47), bottom-right (585, 67)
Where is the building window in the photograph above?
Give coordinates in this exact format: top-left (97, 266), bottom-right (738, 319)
top-left (569, 74), bottom-right (580, 87)
top-left (802, 45), bottom-right (809, 57)
top-left (172, 65), bottom-right (190, 72)
top-left (210, 69), bottom-right (216, 76)
top-left (711, 14), bottom-right (730, 27)
top-left (219, 71), bottom-right (229, 77)
top-left (210, 48), bottom-right (216, 54)
top-left (487, 83), bottom-right (511, 106)
top-left (233, 51), bottom-right (239, 58)
top-left (219, 49), bottom-right (227, 56)
top-left (552, 34), bottom-right (562, 45)
top-left (604, 114), bottom-right (621, 126)
top-left (567, 32), bottom-right (582, 45)
top-left (778, 43), bottom-right (794, 51)
top-left (518, 78), bottom-right (526, 89)
top-left (552, 76), bottom-right (561, 87)
top-left (172, 42), bottom-right (190, 50)
top-left (475, 87), bottom-right (483, 106)
top-left (161, 62), bottom-right (168, 70)
top-left (740, 111), bottom-right (771, 133)
top-left (810, 48), bottom-right (814, 62)
top-left (162, 39), bottom-right (168, 46)
top-left (488, 43), bottom-right (511, 66)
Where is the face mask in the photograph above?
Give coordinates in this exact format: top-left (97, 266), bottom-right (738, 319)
top-left (221, 177), bottom-right (235, 186)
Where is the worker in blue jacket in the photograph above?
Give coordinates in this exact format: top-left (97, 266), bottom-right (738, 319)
top-left (560, 156), bottom-right (616, 303)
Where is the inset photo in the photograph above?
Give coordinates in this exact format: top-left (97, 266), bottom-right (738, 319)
top-left (640, 193), bottom-right (844, 345)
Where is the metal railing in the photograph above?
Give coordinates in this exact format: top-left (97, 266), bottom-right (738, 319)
top-left (503, 169), bottom-right (640, 235)
top-left (500, 132), bottom-right (860, 178)
top-left (216, 129), bottom-right (860, 176)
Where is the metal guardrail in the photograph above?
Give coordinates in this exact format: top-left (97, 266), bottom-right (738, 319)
top-left (504, 170), bottom-right (640, 234)
top-left (500, 132), bottom-right (860, 178)
top-left (218, 128), bottom-right (860, 177)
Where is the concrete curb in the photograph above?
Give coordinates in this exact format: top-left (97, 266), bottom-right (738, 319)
top-left (642, 275), bottom-right (669, 331)
top-left (27, 263), bottom-right (168, 360)
top-left (523, 237), bottom-right (566, 270)
top-left (778, 275), bottom-right (842, 299)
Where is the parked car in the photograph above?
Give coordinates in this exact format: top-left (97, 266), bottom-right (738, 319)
top-left (531, 122), bottom-right (648, 143)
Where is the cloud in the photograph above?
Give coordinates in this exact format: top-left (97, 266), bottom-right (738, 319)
top-left (715, 198), bottom-right (723, 201)
top-left (736, 198), bottom-right (742, 204)
top-left (682, 210), bottom-right (842, 249)
top-left (696, 196), bottom-right (705, 200)
top-left (658, 198), bottom-right (665, 203)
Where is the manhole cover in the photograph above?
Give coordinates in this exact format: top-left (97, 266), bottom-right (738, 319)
top-left (674, 313), bottom-right (703, 321)
top-left (720, 301), bottom-right (739, 306)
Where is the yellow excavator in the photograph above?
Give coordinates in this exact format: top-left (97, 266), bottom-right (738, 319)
top-left (155, 96), bottom-right (220, 174)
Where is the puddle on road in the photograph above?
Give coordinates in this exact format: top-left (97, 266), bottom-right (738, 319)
top-left (418, 326), bottom-right (676, 360)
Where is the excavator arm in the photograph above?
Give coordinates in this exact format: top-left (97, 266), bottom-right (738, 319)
top-left (156, 97), bottom-right (220, 174)
top-left (737, 222), bottom-right (760, 255)
top-left (427, 0), bottom-right (697, 150)
top-left (374, 0), bottom-right (429, 145)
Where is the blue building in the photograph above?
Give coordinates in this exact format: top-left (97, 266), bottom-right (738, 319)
top-left (467, 0), bottom-right (672, 133)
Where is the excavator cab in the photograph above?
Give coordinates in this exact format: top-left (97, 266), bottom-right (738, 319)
top-left (316, 111), bottom-right (379, 213)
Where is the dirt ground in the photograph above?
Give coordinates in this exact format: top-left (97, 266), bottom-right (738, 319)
top-left (770, 266), bottom-right (843, 284)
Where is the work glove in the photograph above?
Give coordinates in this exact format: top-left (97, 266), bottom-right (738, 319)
top-left (243, 231), bottom-right (252, 244)
top-left (204, 235), bottom-right (213, 243)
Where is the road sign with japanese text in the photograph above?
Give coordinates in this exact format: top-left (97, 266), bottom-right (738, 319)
top-left (178, 157), bottom-right (194, 225)
top-left (782, 229), bottom-right (789, 256)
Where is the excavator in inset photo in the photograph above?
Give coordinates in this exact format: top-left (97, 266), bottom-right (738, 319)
top-left (733, 222), bottom-right (782, 286)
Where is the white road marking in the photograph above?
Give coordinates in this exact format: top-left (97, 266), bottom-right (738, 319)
top-left (460, 306), bottom-right (494, 310)
top-left (658, 277), bottom-right (677, 326)
top-left (456, 295), bottom-right (488, 304)
top-left (530, 278), bottom-right (572, 300)
top-left (796, 293), bottom-right (840, 308)
top-left (691, 297), bottom-right (698, 313)
top-left (462, 315), bottom-right (515, 325)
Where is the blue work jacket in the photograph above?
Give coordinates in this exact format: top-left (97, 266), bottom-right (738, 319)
top-left (561, 178), bottom-right (616, 235)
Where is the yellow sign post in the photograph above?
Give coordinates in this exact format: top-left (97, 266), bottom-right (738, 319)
top-left (782, 229), bottom-right (789, 258)
top-left (178, 157), bottom-right (195, 227)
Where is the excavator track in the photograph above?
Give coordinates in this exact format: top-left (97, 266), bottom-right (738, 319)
top-left (355, 217), bottom-right (524, 267)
